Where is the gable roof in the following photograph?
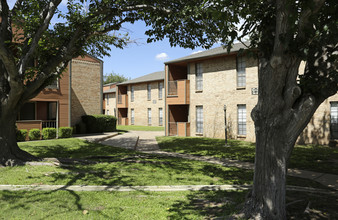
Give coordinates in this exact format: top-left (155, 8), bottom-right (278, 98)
top-left (118, 71), bottom-right (164, 85)
top-left (165, 42), bottom-right (249, 64)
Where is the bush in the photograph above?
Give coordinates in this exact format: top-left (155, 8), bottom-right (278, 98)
top-left (75, 121), bottom-right (87, 134)
top-left (81, 114), bottom-right (117, 133)
top-left (16, 129), bottom-right (28, 142)
top-left (29, 129), bottom-right (41, 141)
top-left (59, 127), bottom-right (73, 138)
top-left (42, 128), bottom-right (56, 140)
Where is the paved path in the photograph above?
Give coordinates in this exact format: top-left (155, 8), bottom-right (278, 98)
top-left (99, 131), bottom-right (338, 191)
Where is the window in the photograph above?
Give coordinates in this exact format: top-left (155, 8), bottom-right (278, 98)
top-left (106, 94), bottom-right (109, 105)
top-left (147, 108), bottom-right (152, 125)
top-left (237, 105), bottom-right (246, 135)
top-left (147, 84), bottom-right (151, 100)
top-left (48, 102), bottom-right (57, 120)
top-left (131, 109), bottom-right (135, 125)
top-left (196, 63), bottom-right (203, 91)
top-left (158, 82), bottom-right (163, 99)
top-left (196, 106), bottom-right (203, 133)
top-left (237, 56), bottom-right (246, 87)
top-left (46, 78), bottom-right (59, 89)
top-left (330, 102), bottom-right (338, 139)
top-left (159, 108), bottom-right (163, 126)
top-left (19, 102), bottom-right (36, 120)
top-left (131, 86), bottom-right (134, 102)
top-left (106, 109), bottom-right (109, 115)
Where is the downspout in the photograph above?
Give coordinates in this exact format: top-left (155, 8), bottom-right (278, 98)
top-left (68, 60), bottom-right (72, 127)
top-left (100, 60), bottom-right (103, 114)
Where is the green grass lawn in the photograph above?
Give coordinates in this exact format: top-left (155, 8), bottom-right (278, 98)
top-left (0, 138), bottom-right (335, 219)
top-left (117, 125), bottom-right (165, 131)
top-left (156, 136), bottom-right (338, 175)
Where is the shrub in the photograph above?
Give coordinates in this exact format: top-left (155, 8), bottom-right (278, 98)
top-left (75, 122), bottom-right (86, 134)
top-left (59, 127), bottom-right (73, 138)
top-left (29, 129), bottom-right (41, 141)
top-left (42, 128), bottom-right (56, 140)
top-left (81, 114), bottom-right (117, 133)
top-left (16, 129), bottom-right (28, 142)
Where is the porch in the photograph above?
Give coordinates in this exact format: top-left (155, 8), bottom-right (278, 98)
top-left (168, 105), bottom-right (190, 136)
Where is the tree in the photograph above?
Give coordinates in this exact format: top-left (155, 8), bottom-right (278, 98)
top-left (142, 0), bottom-right (337, 219)
top-left (104, 72), bottom-right (130, 84)
top-left (0, 0), bottom-right (171, 166)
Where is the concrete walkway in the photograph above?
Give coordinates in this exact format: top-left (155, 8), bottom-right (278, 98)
top-left (99, 131), bottom-right (338, 191)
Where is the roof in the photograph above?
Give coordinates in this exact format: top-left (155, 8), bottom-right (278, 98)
top-left (118, 71), bottom-right (164, 85)
top-left (103, 82), bottom-right (118, 86)
top-left (165, 42), bottom-right (249, 64)
top-left (103, 87), bottom-right (116, 94)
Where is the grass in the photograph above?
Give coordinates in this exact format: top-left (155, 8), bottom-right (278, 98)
top-left (156, 136), bottom-right (338, 175)
top-left (117, 125), bottom-right (165, 131)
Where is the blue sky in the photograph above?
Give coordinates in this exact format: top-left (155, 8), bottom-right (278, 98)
top-left (104, 21), bottom-right (209, 79)
top-left (6, 0), bottom-right (218, 80)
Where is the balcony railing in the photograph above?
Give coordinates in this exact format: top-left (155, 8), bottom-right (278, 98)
top-left (118, 117), bottom-right (129, 125)
top-left (167, 80), bottom-right (190, 104)
top-left (168, 81), bottom-right (178, 96)
top-left (42, 120), bottom-right (57, 128)
top-left (117, 94), bottom-right (128, 108)
top-left (168, 122), bottom-right (190, 136)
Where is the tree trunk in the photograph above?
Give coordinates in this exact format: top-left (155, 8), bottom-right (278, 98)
top-left (0, 109), bottom-right (37, 166)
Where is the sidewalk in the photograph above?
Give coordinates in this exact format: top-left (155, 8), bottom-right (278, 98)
top-left (100, 131), bottom-right (338, 191)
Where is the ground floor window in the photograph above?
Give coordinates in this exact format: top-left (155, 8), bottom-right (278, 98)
top-left (131, 109), bottom-right (135, 125)
top-left (330, 102), bottom-right (338, 139)
top-left (147, 108), bottom-right (151, 125)
top-left (237, 104), bottom-right (246, 135)
top-left (196, 106), bottom-right (203, 133)
top-left (159, 108), bottom-right (163, 126)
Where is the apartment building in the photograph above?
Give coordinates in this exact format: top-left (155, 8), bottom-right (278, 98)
top-left (117, 71), bottom-right (165, 126)
top-left (103, 82), bottom-right (117, 116)
top-left (17, 55), bottom-right (103, 132)
top-left (165, 42), bottom-right (338, 145)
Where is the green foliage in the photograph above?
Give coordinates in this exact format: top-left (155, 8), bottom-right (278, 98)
top-left (81, 115), bottom-right (117, 133)
top-left (75, 121), bottom-right (87, 134)
top-left (103, 72), bottom-right (130, 84)
top-left (28, 129), bottom-right (41, 141)
top-left (58, 127), bottom-right (73, 138)
top-left (16, 129), bottom-right (28, 142)
top-left (42, 128), bottom-right (56, 140)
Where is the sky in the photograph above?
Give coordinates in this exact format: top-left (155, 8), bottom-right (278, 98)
top-left (6, 0), bottom-right (218, 80)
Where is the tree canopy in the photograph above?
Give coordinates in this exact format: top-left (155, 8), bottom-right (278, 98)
top-left (104, 72), bottom-right (130, 84)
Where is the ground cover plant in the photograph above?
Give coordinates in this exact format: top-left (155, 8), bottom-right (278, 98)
top-left (156, 136), bottom-right (338, 175)
top-left (117, 125), bottom-right (165, 132)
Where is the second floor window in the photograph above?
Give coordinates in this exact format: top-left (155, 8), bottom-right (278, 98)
top-left (106, 94), bottom-right (109, 105)
top-left (147, 84), bottom-right (151, 100)
top-left (196, 63), bottom-right (203, 91)
top-left (158, 82), bottom-right (163, 99)
top-left (237, 55), bottom-right (246, 87)
top-left (131, 86), bottom-right (134, 102)
top-left (46, 78), bottom-right (59, 89)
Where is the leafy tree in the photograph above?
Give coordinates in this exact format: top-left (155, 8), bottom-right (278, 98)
top-left (0, 0), bottom-right (166, 165)
top-left (143, 0), bottom-right (337, 219)
top-left (104, 72), bottom-right (130, 84)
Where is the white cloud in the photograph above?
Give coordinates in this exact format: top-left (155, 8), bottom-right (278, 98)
top-left (191, 50), bottom-right (203, 55)
top-left (155, 53), bottom-right (169, 61)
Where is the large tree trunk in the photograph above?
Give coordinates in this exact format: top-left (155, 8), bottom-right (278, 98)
top-left (0, 108), bottom-right (37, 166)
top-left (241, 55), bottom-right (323, 219)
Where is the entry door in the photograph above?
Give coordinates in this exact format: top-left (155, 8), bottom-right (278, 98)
top-left (330, 102), bottom-right (338, 139)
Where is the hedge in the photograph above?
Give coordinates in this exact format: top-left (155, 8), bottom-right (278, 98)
top-left (59, 127), bottom-right (73, 138)
top-left (42, 128), bottom-right (56, 140)
top-left (16, 129), bottom-right (28, 142)
top-left (29, 129), bottom-right (41, 141)
top-left (81, 114), bottom-right (117, 133)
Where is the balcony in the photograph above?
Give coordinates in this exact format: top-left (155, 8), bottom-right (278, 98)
top-left (167, 80), bottom-right (190, 105)
top-left (168, 122), bottom-right (190, 136)
top-left (17, 120), bottom-right (57, 131)
top-left (117, 94), bottom-right (128, 108)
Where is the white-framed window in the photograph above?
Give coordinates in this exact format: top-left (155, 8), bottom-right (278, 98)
top-left (196, 106), bottom-right (203, 133)
top-left (106, 109), bottom-right (109, 115)
top-left (131, 86), bottom-right (134, 102)
top-left (237, 104), bottom-right (247, 135)
top-left (131, 108), bottom-right (135, 125)
top-left (158, 82), bottom-right (163, 99)
top-left (147, 108), bottom-right (152, 125)
top-left (237, 55), bottom-right (246, 87)
top-left (46, 78), bottom-right (59, 89)
top-left (196, 63), bottom-right (203, 91)
top-left (106, 94), bottom-right (109, 105)
top-left (159, 108), bottom-right (163, 126)
top-left (147, 84), bottom-right (151, 100)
